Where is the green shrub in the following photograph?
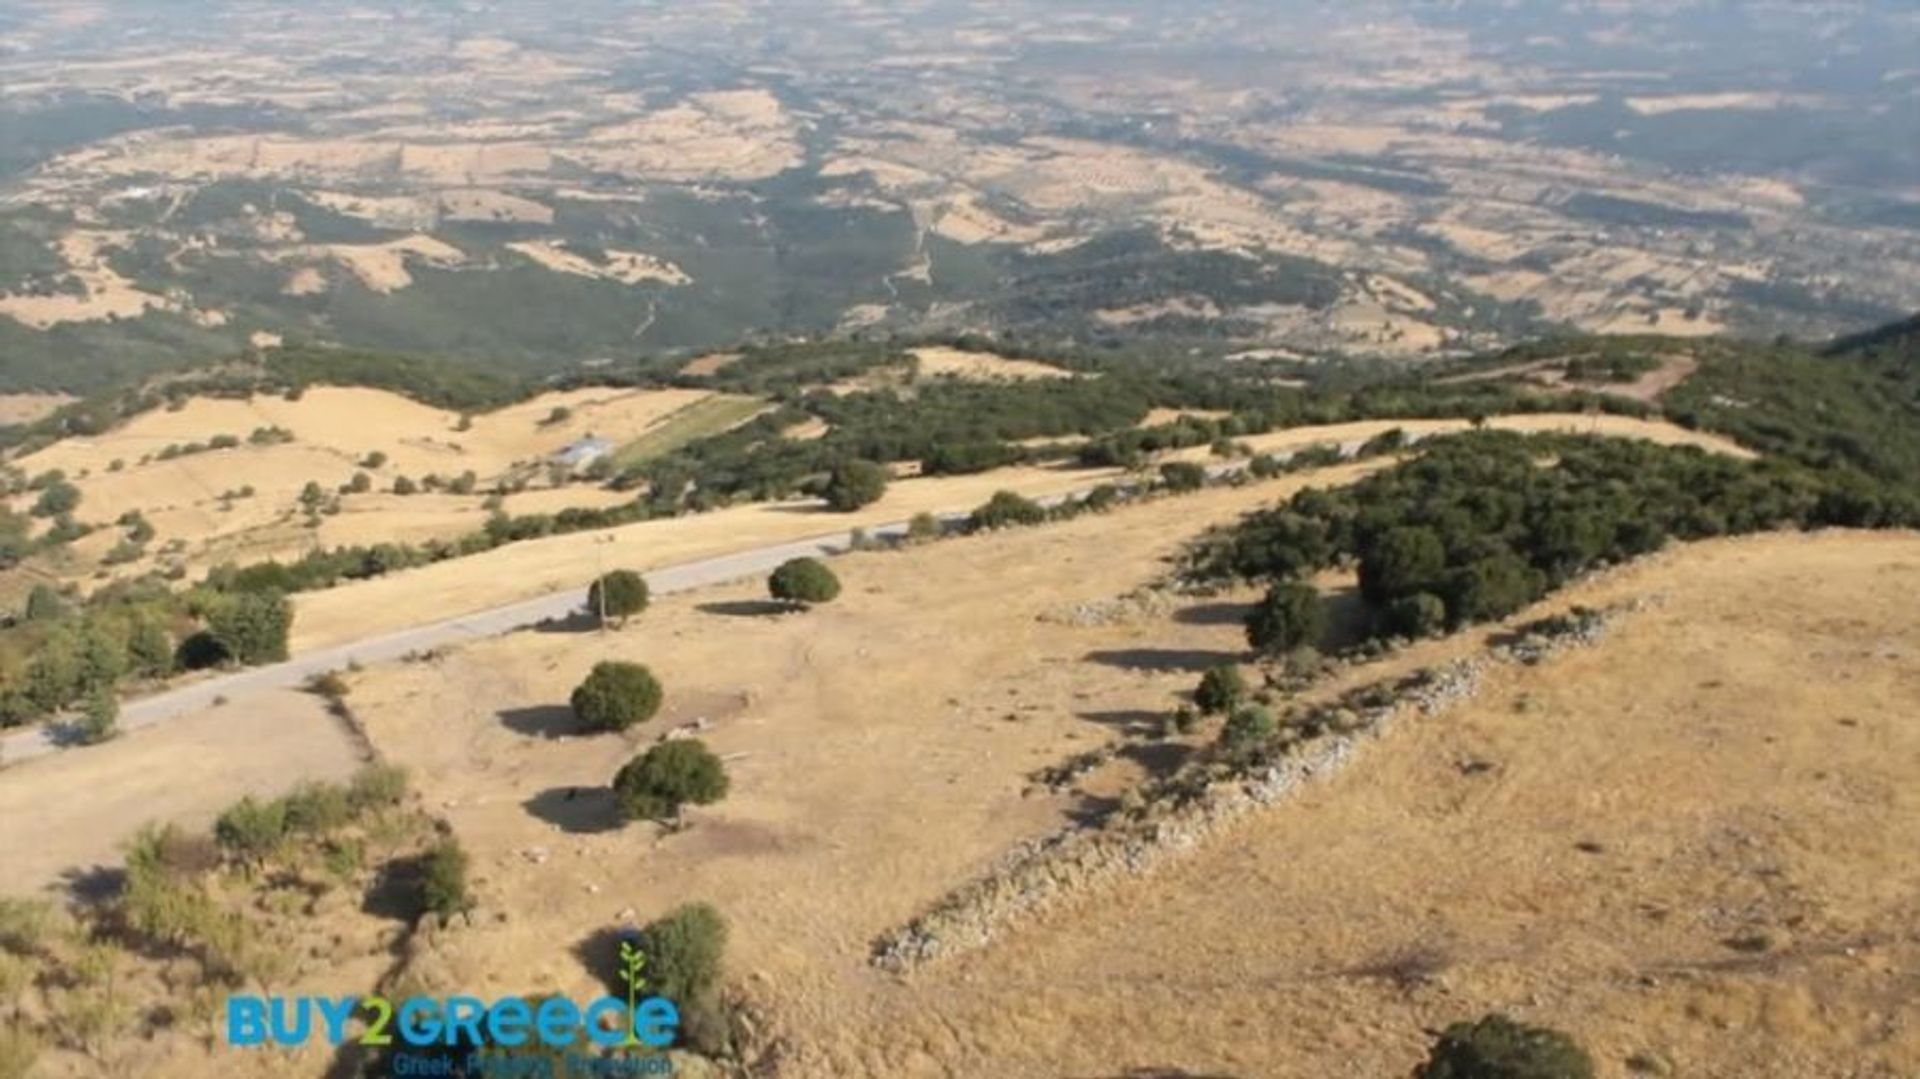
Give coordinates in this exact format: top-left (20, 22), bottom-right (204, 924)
top-left (420, 839), bottom-right (475, 926)
top-left (906, 511), bottom-right (942, 542)
top-left (204, 590), bottom-right (293, 665)
top-left (1384, 592), bottom-right (1448, 638)
top-left (1193, 665), bottom-right (1248, 715)
top-left (347, 763), bottom-right (409, 812)
top-left (30, 479), bottom-right (80, 518)
top-left (571, 661), bottom-right (664, 732)
top-left (282, 781), bottom-right (353, 835)
top-left (214, 796), bottom-right (287, 864)
top-left (768, 557), bottom-right (840, 607)
top-left (75, 686), bottom-right (118, 745)
top-left (588, 570), bottom-right (651, 625)
top-left (1220, 705), bottom-right (1277, 751)
top-left (1159, 461), bottom-right (1207, 492)
top-left (822, 459), bottom-right (889, 512)
top-left (969, 490), bottom-right (1046, 530)
top-left (638, 902), bottom-right (728, 1029)
top-left (23, 584), bottom-right (66, 623)
top-left (1415, 1014), bottom-right (1594, 1079)
top-left (614, 740), bottom-right (730, 822)
top-left (1246, 581), bottom-right (1325, 655)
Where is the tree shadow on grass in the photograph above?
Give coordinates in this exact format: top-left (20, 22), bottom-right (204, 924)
top-left (500, 705), bottom-right (582, 739)
top-left (1171, 601), bottom-right (1253, 627)
top-left (573, 925), bottom-right (644, 997)
top-left (1065, 793), bottom-right (1124, 828)
top-left (362, 852), bottom-right (428, 923)
top-left (57, 864), bottom-right (124, 907)
top-left (1119, 740), bottom-right (1193, 778)
top-left (533, 610), bottom-right (599, 634)
top-left (697, 599), bottom-right (790, 618)
top-left (1083, 648), bottom-right (1241, 674)
top-left (523, 786), bottom-right (626, 835)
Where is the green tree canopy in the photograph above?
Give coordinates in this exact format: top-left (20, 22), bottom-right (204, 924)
top-left (571, 661), bottom-right (664, 733)
top-left (822, 459), bottom-right (889, 512)
top-left (613, 739), bottom-right (730, 822)
top-left (1245, 581), bottom-right (1325, 655)
top-left (589, 569), bottom-right (651, 625)
top-left (768, 557), bottom-right (841, 607)
top-left (1415, 1014), bottom-right (1594, 1079)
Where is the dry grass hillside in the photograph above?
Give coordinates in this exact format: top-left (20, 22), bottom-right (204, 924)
top-left (3, 385), bottom-right (744, 580)
top-left (330, 473), bottom-right (1917, 1077)
top-left (797, 531), bottom-right (1920, 1078)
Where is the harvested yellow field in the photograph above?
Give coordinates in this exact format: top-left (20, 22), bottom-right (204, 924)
top-left (909, 346), bottom-right (1074, 382)
top-left (1163, 413), bottom-right (1756, 463)
top-left (808, 530), bottom-right (1920, 1077)
top-left (504, 240), bottom-right (689, 285)
top-left (5, 385), bottom-right (734, 578)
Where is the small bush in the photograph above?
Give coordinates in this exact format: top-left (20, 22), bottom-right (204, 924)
top-left (1159, 461), bottom-right (1207, 492)
top-left (1415, 1013), bottom-right (1595, 1079)
top-left (822, 459), bottom-right (889, 512)
top-left (614, 740), bottom-right (730, 822)
top-left (969, 490), bottom-right (1046, 530)
top-left (214, 796), bottom-right (287, 864)
top-left (571, 661), bottom-right (665, 733)
top-left (347, 763), bottom-right (409, 812)
top-left (204, 590), bottom-right (293, 665)
top-left (75, 687), bottom-right (118, 745)
top-left (768, 557), bottom-right (840, 607)
top-left (420, 839), bottom-right (475, 926)
top-left (906, 511), bottom-right (942, 543)
top-left (638, 903), bottom-right (728, 1048)
top-left (282, 781), bottom-right (353, 835)
top-left (1246, 582), bottom-right (1326, 656)
top-left (588, 570), bottom-right (651, 625)
top-left (1193, 665), bottom-right (1248, 715)
top-left (1383, 592), bottom-right (1448, 639)
top-left (1219, 705), bottom-right (1277, 751)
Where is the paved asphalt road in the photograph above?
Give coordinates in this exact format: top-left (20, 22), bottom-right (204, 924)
top-left (0, 439), bottom-right (1372, 767)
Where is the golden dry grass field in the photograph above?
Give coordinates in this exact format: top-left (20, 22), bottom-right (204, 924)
top-left (2, 385), bottom-right (739, 581)
top-left (326, 496), bottom-right (1915, 1077)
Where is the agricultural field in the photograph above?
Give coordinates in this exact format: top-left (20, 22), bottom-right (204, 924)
top-left (1, 1), bottom-right (1916, 393)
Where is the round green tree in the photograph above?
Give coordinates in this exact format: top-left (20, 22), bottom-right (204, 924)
top-left (1415, 1014), bottom-right (1594, 1079)
top-left (1245, 581), bottom-right (1326, 656)
top-left (589, 570), bottom-right (651, 626)
top-left (768, 557), bottom-right (841, 607)
top-left (614, 740), bottom-right (730, 821)
top-left (823, 459), bottom-right (889, 512)
top-left (571, 661), bottom-right (664, 733)
top-left (1193, 664), bottom-right (1248, 715)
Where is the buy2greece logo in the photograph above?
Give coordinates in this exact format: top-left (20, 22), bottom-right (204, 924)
top-left (228, 938), bottom-right (676, 1073)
